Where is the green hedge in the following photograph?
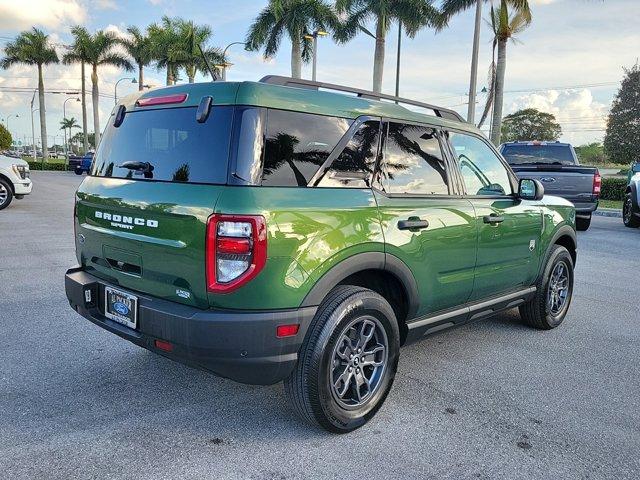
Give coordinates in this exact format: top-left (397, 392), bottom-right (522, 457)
top-left (600, 177), bottom-right (627, 201)
top-left (27, 161), bottom-right (70, 171)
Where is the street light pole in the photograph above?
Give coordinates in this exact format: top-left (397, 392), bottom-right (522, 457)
top-left (3, 114), bottom-right (19, 144)
top-left (467, 0), bottom-right (483, 124)
top-left (395, 21), bottom-right (402, 100)
top-left (30, 90), bottom-right (37, 160)
top-left (220, 42), bottom-right (247, 81)
top-left (114, 77), bottom-right (137, 105)
top-left (303, 31), bottom-right (328, 82)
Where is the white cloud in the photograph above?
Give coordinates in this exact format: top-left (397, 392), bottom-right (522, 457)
top-left (508, 89), bottom-right (609, 145)
top-left (0, 0), bottom-right (86, 30)
top-left (94, 0), bottom-right (117, 10)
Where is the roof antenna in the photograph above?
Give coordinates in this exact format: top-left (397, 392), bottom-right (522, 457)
top-left (198, 43), bottom-right (217, 82)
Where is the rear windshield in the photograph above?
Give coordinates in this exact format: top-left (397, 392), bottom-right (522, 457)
top-left (501, 144), bottom-right (576, 166)
top-left (91, 106), bottom-right (233, 183)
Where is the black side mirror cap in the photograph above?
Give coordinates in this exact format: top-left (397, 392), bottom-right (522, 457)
top-left (518, 178), bottom-right (544, 201)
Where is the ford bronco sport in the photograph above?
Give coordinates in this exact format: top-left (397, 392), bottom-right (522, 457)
top-left (65, 76), bottom-right (577, 433)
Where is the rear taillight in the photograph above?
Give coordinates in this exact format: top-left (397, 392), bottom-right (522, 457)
top-left (206, 214), bottom-right (267, 293)
top-left (593, 171), bottom-right (601, 195)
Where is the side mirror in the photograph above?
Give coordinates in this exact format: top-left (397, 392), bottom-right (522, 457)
top-left (518, 178), bottom-right (544, 201)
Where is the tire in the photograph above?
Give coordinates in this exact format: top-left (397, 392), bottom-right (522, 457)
top-left (74, 167), bottom-right (84, 175)
top-left (623, 192), bottom-right (640, 228)
top-left (519, 245), bottom-right (574, 330)
top-left (284, 285), bottom-right (400, 433)
top-left (0, 178), bottom-right (14, 211)
top-left (576, 214), bottom-right (591, 231)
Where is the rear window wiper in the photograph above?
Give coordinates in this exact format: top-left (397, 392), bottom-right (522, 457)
top-left (119, 161), bottom-right (154, 178)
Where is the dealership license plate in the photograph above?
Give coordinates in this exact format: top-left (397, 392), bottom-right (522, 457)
top-left (104, 286), bottom-right (138, 329)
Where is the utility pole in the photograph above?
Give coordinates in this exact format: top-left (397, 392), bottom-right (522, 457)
top-left (467, 0), bottom-right (483, 124)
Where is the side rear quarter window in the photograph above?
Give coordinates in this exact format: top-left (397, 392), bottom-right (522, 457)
top-left (380, 123), bottom-right (449, 195)
top-left (261, 109), bottom-right (352, 187)
top-left (317, 120), bottom-right (381, 188)
top-left (450, 132), bottom-right (513, 196)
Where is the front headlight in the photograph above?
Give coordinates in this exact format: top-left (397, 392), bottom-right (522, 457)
top-left (11, 164), bottom-right (27, 179)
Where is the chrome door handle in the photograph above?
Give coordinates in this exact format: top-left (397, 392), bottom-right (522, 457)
top-left (398, 218), bottom-right (429, 230)
top-left (483, 214), bottom-right (504, 225)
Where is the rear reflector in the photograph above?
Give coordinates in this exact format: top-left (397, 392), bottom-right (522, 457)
top-left (276, 324), bottom-right (300, 338)
top-left (154, 339), bottom-right (173, 352)
top-left (136, 94), bottom-right (188, 107)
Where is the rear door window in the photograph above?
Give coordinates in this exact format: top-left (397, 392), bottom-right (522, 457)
top-left (92, 106), bottom-right (233, 184)
top-left (261, 109), bottom-right (352, 187)
top-left (380, 123), bottom-right (449, 195)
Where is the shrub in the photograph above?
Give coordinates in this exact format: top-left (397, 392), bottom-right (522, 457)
top-left (600, 177), bottom-right (627, 201)
top-left (27, 161), bottom-right (69, 171)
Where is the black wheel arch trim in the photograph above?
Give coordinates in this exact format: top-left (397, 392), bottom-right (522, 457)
top-left (0, 173), bottom-right (15, 194)
top-left (540, 224), bottom-right (577, 279)
top-left (299, 252), bottom-right (420, 319)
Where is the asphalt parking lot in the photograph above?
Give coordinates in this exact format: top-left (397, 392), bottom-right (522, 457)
top-left (1, 171), bottom-right (639, 479)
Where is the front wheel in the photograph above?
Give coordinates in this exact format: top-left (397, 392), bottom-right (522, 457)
top-left (285, 286), bottom-right (400, 433)
top-left (0, 178), bottom-right (14, 211)
top-left (576, 214), bottom-right (591, 231)
top-left (520, 245), bottom-right (574, 330)
top-left (623, 193), bottom-right (640, 228)
top-left (74, 167), bottom-right (84, 175)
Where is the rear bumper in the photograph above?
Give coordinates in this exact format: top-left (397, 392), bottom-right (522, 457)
top-left (65, 267), bottom-right (316, 385)
top-left (572, 200), bottom-right (598, 216)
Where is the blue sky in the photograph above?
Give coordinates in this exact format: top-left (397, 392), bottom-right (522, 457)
top-left (0, 0), bottom-right (639, 147)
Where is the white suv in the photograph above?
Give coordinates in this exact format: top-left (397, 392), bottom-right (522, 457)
top-left (0, 154), bottom-right (32, 210)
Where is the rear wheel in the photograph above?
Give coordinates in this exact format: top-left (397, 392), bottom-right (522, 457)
top-left (576, 214), bottom-right (591, 231)
top-left (0, 178), bottom-right (14, 210)
top-left (285, 286), bottom-right (400, 433)
top-left (74, 167), bottom-right (84, 175)
top-left (520, 245), bottom-right (574, 330)
top-left (623, 193), bottom-right (640, 228)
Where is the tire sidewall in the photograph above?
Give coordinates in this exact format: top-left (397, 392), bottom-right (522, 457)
top-left (541, 247), bottom-right (574, 327)
top-left (0, 179), bottom-right (13, 210)
top-left (313, 292), bottom-right (400, 432)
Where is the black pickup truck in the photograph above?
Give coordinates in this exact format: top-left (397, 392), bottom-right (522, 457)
top-left (500, 141), bottom-right (600, 230)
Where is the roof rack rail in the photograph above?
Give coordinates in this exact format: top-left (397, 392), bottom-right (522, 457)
top-left (259, 75), bottom-right (466, 123)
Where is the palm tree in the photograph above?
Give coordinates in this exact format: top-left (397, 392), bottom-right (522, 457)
top-left (148, 17), bottom-right (183, 85)
top-left (65, 27), bottom-right (92, 153)
top-left (60, 117), bottom-right (80, 154)
top-left (1, 28), bottom-right (58, 160)
top-left (245, 0), bottom-right (338, 79)
top-left (63, 28), bottom-right (133, 147)
top-left (335, 0), bottom-right (441, 94)
top-left (174, 19), bottom-right (225, 82)
top-left (481, 0), bottom-right (531, 145)
top-left (441, 0), bottom-right (529, 123)
top-left (120, 26), bottom-right (153, 90)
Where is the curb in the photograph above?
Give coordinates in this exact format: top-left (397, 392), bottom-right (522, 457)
top-left (594, 208), bottom-right (622, 218)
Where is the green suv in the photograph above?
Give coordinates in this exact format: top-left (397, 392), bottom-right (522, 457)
top-left (65, 76), bottom-right (577, 433)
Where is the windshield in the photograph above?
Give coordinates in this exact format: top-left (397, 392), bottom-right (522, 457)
top-left (501, 144), bottom-right (576, 166)
top-left (91, 106), bottom-right (233, 184)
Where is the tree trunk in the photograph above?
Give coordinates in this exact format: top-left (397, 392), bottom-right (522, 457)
top-left (372, 17), bottom-right (386, 94)
top-left (138, 62), bottom-right (144, 91)
top-left (290, 36), bottom-right (302, 79)
top-left (37, 64), bottom-right (49, 160)
top-left (490, 38), bottom-right (507, 146)
top-left (91, 64), bottom-right (100, 148)
top-left (81, 61), bottom-right (88, 153)
top-left (166, 65), bottom-right (171, 86)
